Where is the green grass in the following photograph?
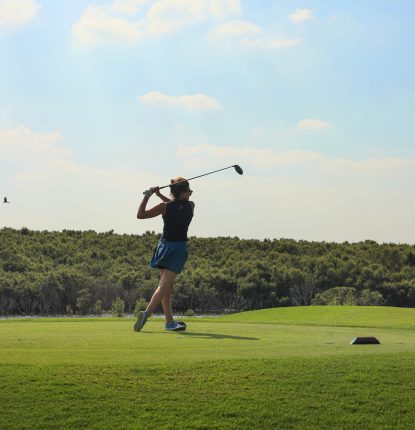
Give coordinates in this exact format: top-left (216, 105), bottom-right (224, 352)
top-left (1, 306), bottom-right (415, 429)
top-left (216, 306), bottom-right (415, 330)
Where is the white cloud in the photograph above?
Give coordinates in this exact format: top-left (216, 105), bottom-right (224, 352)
top-left (268, 38), bottom-right (301, 48)
top-left (139, 92), bottom-right (222, 110)
top-left (177, 143), bottom-right (415, 178)
top-left (289, 8), bottom-right (314, 23)
top-left (209, 21), bottom-right (301, 50)
top-left (145, 0), bottom-right (241, 35)
top-left (206, 0), bottom-right (241, 18)
top-left (319, 157), bottom-right (415, 176)
top-left (72, 5), bottom-right (143, 46)
top-left (112, 0), bottom-right (149, 15)
top-left (145, 0), bottom-right (206, 35)
top-left (72, 0), bottom-right (299, 52)
top-left (0, 126), bottom-right (69, 160)
top-left (297, 118), bottom-right (332, 130)
top-left (71, 0), bottom-right (300, 51)
top-left (0, 0), bottom-right (38, 29)
top-left (72, 0), bottom-right (242, 45)
top-left (242, 37), bottom-right (301, 49)
top-left (177, 144), bottom-right (322, 169)
top-left (209, 20), bottom-right (261, 38)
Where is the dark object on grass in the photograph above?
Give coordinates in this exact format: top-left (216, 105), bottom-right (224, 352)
top-left (350, 337), bottom-right (380, 345)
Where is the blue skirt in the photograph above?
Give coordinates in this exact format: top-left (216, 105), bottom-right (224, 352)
top-left (150, 239), bottom-right (188, 274)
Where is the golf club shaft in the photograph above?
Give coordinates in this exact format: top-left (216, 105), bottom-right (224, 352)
top-left (157, 165), bottom-right (238, 190)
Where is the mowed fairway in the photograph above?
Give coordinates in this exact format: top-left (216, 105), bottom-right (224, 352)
top-left (1, 307), bottom-right (415, 429)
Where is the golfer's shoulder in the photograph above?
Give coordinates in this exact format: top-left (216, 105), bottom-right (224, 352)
top-left (189, 201), bottom-right (195, 210)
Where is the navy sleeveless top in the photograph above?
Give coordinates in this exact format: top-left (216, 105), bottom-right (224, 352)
top-left (162, 200), bottom-right (193, 241)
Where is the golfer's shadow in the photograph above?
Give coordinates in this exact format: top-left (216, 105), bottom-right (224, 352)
top-left (175, 332), bottom-right (258, 341)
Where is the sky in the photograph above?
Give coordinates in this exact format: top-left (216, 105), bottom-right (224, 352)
top-left (1, 0), bottom-right (414, 243)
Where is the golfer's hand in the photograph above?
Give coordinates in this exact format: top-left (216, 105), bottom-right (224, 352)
top-left (143, 187), bottom-right (156, 198)
top-left (154, 187), bottom-right (162, 197)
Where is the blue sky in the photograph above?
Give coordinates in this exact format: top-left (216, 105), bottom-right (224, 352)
top-left (1, 0), bottom-right (414, 242)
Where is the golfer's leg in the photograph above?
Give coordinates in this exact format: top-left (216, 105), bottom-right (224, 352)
top-left (161, 291), bottom-right (174, 323)
top-left (159, 269), bottom-right (174, 323)
top-left (145, 269), bottom-right (163, 316)
top-left (146, 269), bottom-right (177, 315)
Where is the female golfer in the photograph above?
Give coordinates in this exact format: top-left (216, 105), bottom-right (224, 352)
top-left (134, 178), bottom-right (194, 332)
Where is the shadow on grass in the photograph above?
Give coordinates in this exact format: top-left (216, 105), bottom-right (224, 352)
top-left (173, 332), bottom-right (259, 341)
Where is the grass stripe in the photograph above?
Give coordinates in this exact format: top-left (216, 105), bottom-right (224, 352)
top-left (1, 354), bottom-right (414, 430)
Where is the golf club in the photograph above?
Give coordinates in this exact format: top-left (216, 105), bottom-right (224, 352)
top-left (143, 165), bottom-right (243, 195)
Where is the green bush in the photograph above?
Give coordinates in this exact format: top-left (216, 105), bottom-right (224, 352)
top-left (278, 297), bottom-right (291, 307)
top-left (65, 305), bottom-right (73, 316)
top-left (76, 289), bottom-right (92, 315)
top-left (358, 289), bottom-right (384, 306)
top-left (133, 298), bottom-right (147, 316)
top-left (111, 297), bottom-right (125, 318)
top-left (93, 300), bottom-right (103, 315)
top-left (184, 309), bottom-right (196, 317)
top-left (312, 287), bottom-right (357, 306)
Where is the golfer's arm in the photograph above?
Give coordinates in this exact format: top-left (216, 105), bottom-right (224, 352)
top-left (137, 199), bottom-right (164, 219)
top-left (137, 197), bottom-right (149, 219)
top-left (156, 192), bottom-right (171, 203)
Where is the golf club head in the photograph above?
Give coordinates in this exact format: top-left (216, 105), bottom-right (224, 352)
top-left (233, 165), bottom-right (243, 175)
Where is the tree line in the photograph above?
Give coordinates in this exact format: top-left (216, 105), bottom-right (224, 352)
top-left (0, 227), bottom-right (414, 315)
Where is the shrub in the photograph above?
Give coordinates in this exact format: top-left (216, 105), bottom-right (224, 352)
top-left (76, 289), bottom-right (92, 315)
top-left (66, 305), bottom-right (73, 316)
top-left (312, 287), bottom-right (357, 306)
top-left (133, 298), bottom-right (147, 317)
top-left (184, 309), bottom-right (195, 317)
top-left (358, 289), bottom-right (384, 306)
top-left (20, 227), bottom-right (30, 236)
top-left (278, 297), bottom-right (291, 307)
top-left (93, 300), bottom-right (103, 315)
top-left (111, 297), bottom-right (125, 318)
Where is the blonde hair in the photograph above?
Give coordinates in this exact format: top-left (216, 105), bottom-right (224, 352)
top-left (169, 177), bottom-right (190, 199)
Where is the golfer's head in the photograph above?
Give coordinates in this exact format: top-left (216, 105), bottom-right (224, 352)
top-left (170, 177), bottom-right (192, 199)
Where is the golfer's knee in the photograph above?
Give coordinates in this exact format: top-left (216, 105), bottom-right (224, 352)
top-left (159, 276), bottom-right (175, 290)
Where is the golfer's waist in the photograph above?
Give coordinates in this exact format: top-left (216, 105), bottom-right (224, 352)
top-left (160, 236), bottom-right (188, 242)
